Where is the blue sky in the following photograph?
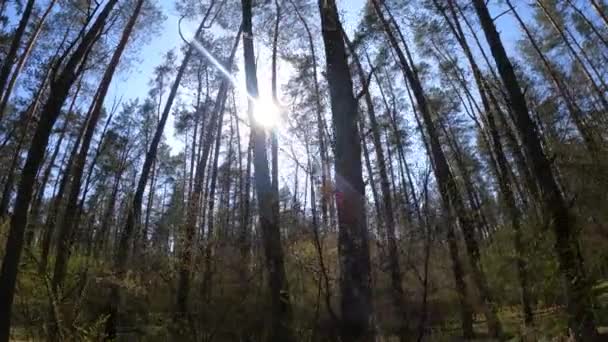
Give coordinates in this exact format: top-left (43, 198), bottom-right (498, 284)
top-left (106, 0), bottom-right (368, 153)
top-left (105, 0), bottom-right (530, 154)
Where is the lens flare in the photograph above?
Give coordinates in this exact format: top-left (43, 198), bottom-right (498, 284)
top-left (182, 26), bottom-right (283, 130)
top-left (253, 98), bottom-right (281, 128)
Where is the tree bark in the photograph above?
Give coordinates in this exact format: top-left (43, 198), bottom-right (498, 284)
top-left (200, 93), bottom-right (226, 303)
top-left (0, 64), bottom-right (50, 217)
top-left (318, 1), bottom-right (373, 340)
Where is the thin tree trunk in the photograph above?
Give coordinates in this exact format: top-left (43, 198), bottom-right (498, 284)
top-left (566, 0), bottom-right (608, 48)
top-left (242, 1), bottom-right (293, 340)
top-left (472, 1), bottom-right (598, 339)
top-left (200, 94), bottom-right (225, 302)
top-left (0, 0), bottom-right (119, 337)
top-left (372, 0), bottom-right (502, 337)
top-left (591, 0), bottom-right (608, 28)
top-left (51, 0), bottom-right (145, 293)
top-left (417, 171), bottom-right (433, 342)
top-left (239, 137), bottom-right (253, 289)
top-left (141, 159), bottom-right (156, 251)
top-left (96, 169), bottom-right (123, 256)
top-left (104, 13), bottom-right (209, 339)
top-left (175, 27), bottom-right (241, 319)
top-left (27, 114), bottom-right (69, 248)
top-left (0, 0), bottom-right (35, 123)
top-left (0, 130), bottom-right (27, 217)
top-left (305, 138), bottom-right (339, 340)
top-left (360, 124), bottom-right (384, 237)
top-left (0, 65), bottom-right (49, 217)
top-left (437, 0), bottom-right (535, 323)
top-left (38, 69), bottom-right (93, 274)
top-left (536, 0), bottom-right (608, 111)
top-left (0, 0), bottom-right (57, 117)
top-left (271, 0), bottom-right (281, 215)
top-left (290, 0), bottom-right (331, 229)
top-left (344, 31), bottom-right (408, 341)
top-left (507, 0), bottom-right (602, 159)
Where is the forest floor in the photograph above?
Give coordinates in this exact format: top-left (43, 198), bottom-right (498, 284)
top-left (8, 281), bottom-right (608, 341)
top-left (425, 280), bottom-right (608, 341)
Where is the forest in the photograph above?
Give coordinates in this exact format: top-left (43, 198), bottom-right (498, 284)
top-left (0, 0), bottom-right (608, 340)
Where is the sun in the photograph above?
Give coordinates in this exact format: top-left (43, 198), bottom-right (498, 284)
top-left (253, 98), bottom-right (281, 129)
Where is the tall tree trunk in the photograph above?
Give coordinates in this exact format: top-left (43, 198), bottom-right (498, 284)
top-left (535, 0), bottom-right (608, 111)
top-left (360, 124), bottom-right (384, 237)
top-left (0, 0), bottom-right (119, 338)
top-left (344, 31), bottom-right (408, 341)
top-left (0, 130), bottom-right (26, 217)
top-left (238, 137), bottom-right (253, 289)
top-left (565, 0), bottom-right (608, 49)
top-left (472, 1), bottom-right (598, 339)
top-left (416, 171), bottom-right (433, 341)
top-left (104, 13), bottom-right (209, 339)
top-left (506, 0), bottom-right (602, 160)
top-left (452, 2), bottom-right (541, 204)
top-left (372, 0), bottom-right (502, 337)
top-left (96, 169), bottom-right (123, 256)
top-left (241, 1), bottom-right (293, 340)
top-left (27, 114), bottom-right (69, 248)
top-left (271, 0), bottom-right (281, 212)
top-left (200, 95), bottom-right (226, 303)
top-left (437, 0), bottom-right (535, 323)
top-left (51, 0), bottom-right (144, 293)
top-left (318, 1), bottom-right (373, 340)
top-left (141, 159), bottom-right (156, 252)
top-left (175, 27), bottom-right (241, 319)
top-left (290, 0), bottom-right (331, 228)
top-left (0, 0), bottom-right (35, 122)
top-left (0, 64), bottom-right (50, 217)
top-left (38, 112), bottom-right (86, 274)
top-left (591, 0), bottom-right (608, 28)
top-left (0, 0), bottom-right (57, 117)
